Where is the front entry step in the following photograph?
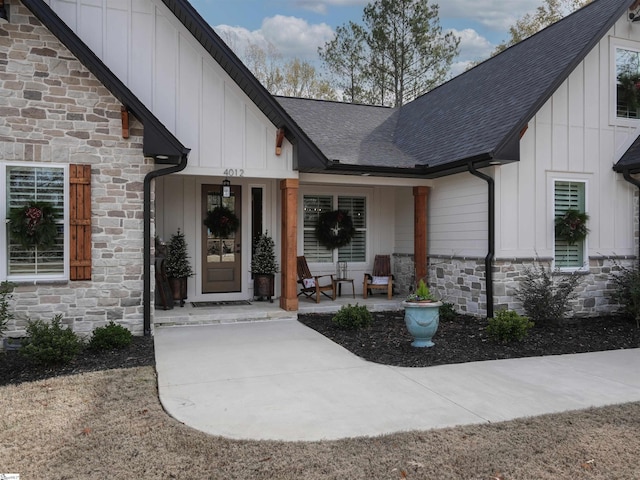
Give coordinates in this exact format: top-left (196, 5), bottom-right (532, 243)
top-left (154, 306), bottom-right (296, 329)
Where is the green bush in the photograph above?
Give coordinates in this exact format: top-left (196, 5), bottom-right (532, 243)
top-left (89, 321), bottom-right (133, 351)
top-left (487, 309), bottom-right (534, 343)
top-left (0, 281), bottom-right (15, 338)
top-left (514, 264), bottom-right (581, 325)
top-left (332, 304), bottom-right (372, 330)
top-left (609, 264), bottom-right (640, 328)
top-left (439, 302), bottom-right (457, 322)
top-left (20, 315), bottom-right (82, 365)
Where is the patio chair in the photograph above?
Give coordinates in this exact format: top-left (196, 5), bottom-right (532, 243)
top-left (296, 256), bottom-right (335, 303)
top-left (363, 254), bottom-right (393, 300)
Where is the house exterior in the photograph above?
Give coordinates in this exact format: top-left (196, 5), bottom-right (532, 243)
top-left (1, 0), bottom-right (639, 338)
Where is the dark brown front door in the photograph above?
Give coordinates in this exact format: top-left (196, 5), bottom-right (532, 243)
top-left (202, 184), bottom-right (241, 293)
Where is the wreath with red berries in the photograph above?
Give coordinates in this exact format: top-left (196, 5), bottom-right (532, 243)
top-left (8, 202), bottom-right (60, 250)
top-left (555, 209), bottom-right (589, 245)
top-left (204, 205), bottom-right (240, 238)
top-left (315, 209), bottom-right (356, 249)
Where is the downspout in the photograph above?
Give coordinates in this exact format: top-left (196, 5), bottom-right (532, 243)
top-left (622, 169), bottom-right (640, 267)
top-left (143, 155), bottom-right (189, 336)
top-left (468, 162), bottom-right (495, 319)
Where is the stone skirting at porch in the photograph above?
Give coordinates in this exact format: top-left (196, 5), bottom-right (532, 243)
top-left (427, 255), bottom-right (636, 318)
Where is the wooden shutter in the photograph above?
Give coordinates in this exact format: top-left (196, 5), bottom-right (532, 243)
top-left (69, 164), bottom-right (91, 280)
top-left (554, 181), bottom-right (585, 268)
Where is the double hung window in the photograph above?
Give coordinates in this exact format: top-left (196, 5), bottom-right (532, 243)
top-left (554, 180), bottom-right (587, 269)
top-left (302, 194), bottom-right (367, 263)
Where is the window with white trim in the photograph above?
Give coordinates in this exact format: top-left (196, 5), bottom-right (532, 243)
top-left (2, 164), bottom-right (67, 280)
top-left (554, 180), bottom-right (586, 269)
top-left (302, 194), bottom-right (367, 263)
top-left (615, 46), bottom-right (640, 119)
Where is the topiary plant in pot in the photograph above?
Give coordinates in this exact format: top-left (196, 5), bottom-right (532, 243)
top-left (402, 279), bottom-right (442, 347)
top-left (251, 231), bottom-right (278, 302)
top-left (165, 229), bottom-right (194, 307)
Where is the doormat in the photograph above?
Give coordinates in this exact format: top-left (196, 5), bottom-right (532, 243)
top-left (191, 300), bottom-right (252, 307)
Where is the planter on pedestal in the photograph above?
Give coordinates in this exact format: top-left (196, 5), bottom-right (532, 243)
top-left (169, 277), bottom-right (188, 307)
top-left (253, 273), bottom-right (275, 303)
top-left (402, 301), bottom-right (442, 347)
top-left (251, 231), bottom-right (278, 303)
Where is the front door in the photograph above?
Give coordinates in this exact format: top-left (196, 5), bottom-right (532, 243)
top-left (202, 184), bottom-right (241, 293)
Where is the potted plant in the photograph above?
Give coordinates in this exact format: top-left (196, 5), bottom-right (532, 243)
top-left (164, 229), bottom-right (194, 307)
top-left (251, 231), bottom-right (278, 302)
top-left (402, 279), bottom-right (442, 347)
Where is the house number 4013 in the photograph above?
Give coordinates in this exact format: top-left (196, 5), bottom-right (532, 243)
top-left (224, 169), bottom-right (244, 177)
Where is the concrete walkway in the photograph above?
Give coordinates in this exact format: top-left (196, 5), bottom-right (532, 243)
top-left (154, 319), bottom-right (640, 442)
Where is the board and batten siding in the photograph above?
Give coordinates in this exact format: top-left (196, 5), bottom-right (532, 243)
top-left (45, 0), bottom-right (295, 179)
top-left (496, 18), bottom-right (638, 259)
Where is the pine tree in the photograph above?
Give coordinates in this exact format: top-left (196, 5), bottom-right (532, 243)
top-left (251, 231), bottom-right (278, 275)
top-left (165, 229), bottom-right (194, 279)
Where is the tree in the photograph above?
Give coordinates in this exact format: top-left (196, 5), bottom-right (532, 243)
top-left (491, 0), bottom-right (592, 55)
top-left (221, 35), bottom-right (336, 100)
top-left (319, 0), bottom-right (459, 107)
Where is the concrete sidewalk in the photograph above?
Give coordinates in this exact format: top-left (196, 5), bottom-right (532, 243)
top-left (154, 319), bottom-right (640, 442)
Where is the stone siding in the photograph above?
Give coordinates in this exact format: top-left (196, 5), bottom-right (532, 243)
top-left (391, 253), bottom-right (415, 296)
top-left (428, 255), bottom-right (636, 319)
top-left (1, 4), bottom-right (151, 337)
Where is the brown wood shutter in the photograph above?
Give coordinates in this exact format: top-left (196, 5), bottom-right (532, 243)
top-left (69, 164), bottom-right (91, 280)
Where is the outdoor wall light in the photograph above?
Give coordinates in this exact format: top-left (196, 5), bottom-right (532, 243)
top-left (0, 1), bottom-right (10, 23)
top-left (222, 178), bottom-right (231, 198)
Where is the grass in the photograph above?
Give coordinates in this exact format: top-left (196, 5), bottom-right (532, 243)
top-left (1, 366), bottom-right (639, 479)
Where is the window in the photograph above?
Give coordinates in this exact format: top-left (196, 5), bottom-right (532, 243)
top-left (303, 194), bottom-right (367, 263)
top-left (615, 47), bottom-right (640, 119)
top-left (554, 181), bottom-right (586, 269)
top-left (3, 165), bottom-right (67, 279)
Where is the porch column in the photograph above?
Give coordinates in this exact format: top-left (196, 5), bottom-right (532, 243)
top-left (413, 186), bottom-right (429, 283)
top-left (280, 178), bottom-right (299, 311)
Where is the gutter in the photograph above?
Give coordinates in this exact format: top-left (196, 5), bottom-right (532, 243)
top-left (622, 169), bottom-right (640, 267)
top-left (468, 162), bottom-right (495, 319)
top-left (143, 155), bottom-right (189, 336)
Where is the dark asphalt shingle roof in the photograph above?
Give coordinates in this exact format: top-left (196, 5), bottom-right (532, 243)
top-left (277, 0), bottom-right (637, 177)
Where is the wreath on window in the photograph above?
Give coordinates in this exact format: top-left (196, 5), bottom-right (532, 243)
top-left (204, 205), bottom-right (239, 238)
top-left (555, 209), bottom-right (589, 245)
top-left (8, 201), bottom-right (59, 250)
top-left (315, 209), bottom-right (355, 249)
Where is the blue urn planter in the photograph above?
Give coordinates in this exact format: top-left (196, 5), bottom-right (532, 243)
top-left (401, 301), bottom-right (442, 347)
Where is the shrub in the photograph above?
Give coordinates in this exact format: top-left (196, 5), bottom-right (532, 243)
top-left (514, 264), bottom-right (581, 325)
top-left (487, 309), bottom-right (534, 343)
top-left (609, 264), bottom-right (640, 328)
top-left (439, 302), bottom-right (457, 322)
top-left (0, 281), bottom-right (15, 338)
top-left (20, 315), bottom-right (82, 365)
top-left (332, 304), bottom-right (372, 330)
top-left (89, 322), bottom-right (133, 351)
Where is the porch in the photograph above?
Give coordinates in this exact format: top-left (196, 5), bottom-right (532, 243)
top-left (153, 294), bottom-right (403, 329)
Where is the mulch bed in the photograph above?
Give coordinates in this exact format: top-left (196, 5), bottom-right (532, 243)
top-left (0, 336), bottom-right (154, 386)
top-left (298, 312), bottom-right (640, 367)
top-left (1, 313), bottom-right (638, 386)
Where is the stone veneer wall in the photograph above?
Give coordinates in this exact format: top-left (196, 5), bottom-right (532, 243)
top-left (428, 255), bottom-right (636, 319)
top-left (1, 4), bottom-right (152, 337)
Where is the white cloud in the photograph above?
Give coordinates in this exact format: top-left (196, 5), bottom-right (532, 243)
top-left (439, 0), bottom-right (540, 31)
top-left (215, 15), bottom-right (333, 63)
top-left (450, 28), bottom-right (494, 63)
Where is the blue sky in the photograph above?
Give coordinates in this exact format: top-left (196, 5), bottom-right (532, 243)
top-left (189, 0), bottom-right (549, 76)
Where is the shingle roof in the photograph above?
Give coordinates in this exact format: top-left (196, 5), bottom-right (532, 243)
top-left (275, 97), bottom-right (417, 169)
top-left (617, 135), bottom-right (640, 173)
top-left (276, 0), bottom-right (635, 177)
top-left (396, 0), bottom-right (632, 174)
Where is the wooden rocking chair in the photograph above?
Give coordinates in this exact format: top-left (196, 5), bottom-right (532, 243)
top-left (363, 254), bottom-right (393, 299)
top-left (296, 256), bottom-right (335, 303)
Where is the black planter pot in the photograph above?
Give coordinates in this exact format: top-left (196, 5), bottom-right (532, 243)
top-left (253, 273), bottom-right (275, 302)
top-left (169, 277), bottom-right (188, 307)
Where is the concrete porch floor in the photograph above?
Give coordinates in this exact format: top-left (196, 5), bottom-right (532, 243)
top-left (153, 293), bottom-right (404, 329)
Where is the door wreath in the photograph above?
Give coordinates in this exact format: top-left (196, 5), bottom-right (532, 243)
top-left (315, 209), bottom-right (356, 249)
top-left (8, 202), bottom-right (59, 249)
top-left (555, 209), bottom-right (589, 245)
top-left (204, 205), bottom-right (239, 238)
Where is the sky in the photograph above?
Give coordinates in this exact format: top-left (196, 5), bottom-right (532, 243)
top-left (189, 0), bottom-right (548, 78)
